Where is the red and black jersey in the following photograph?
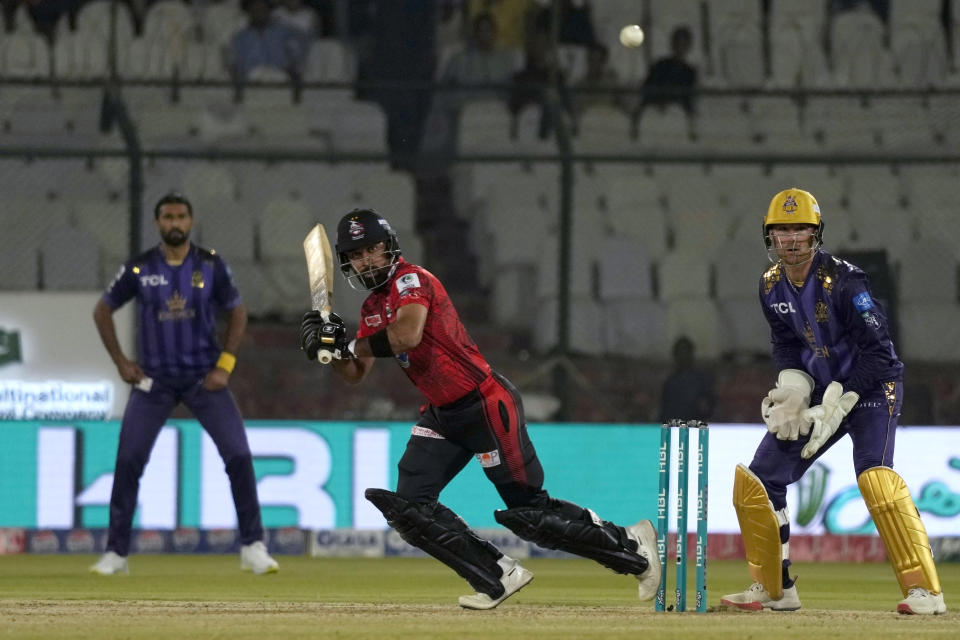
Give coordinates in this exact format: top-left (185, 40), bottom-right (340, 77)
top-left (355, 259), bottom-right (491, 406)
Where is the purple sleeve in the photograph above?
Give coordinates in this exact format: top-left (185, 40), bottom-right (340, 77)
top-left (212, 256), bottom-right (242, 310)
top-left (102, 263), bottom-right (138, 309)
top-left (838, 272), bottom-right (897, 397)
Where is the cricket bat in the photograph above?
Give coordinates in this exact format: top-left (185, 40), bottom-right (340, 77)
top-left (303, 223), bottom-right (335, 364)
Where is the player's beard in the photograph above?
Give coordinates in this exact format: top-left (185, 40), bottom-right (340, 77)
top-left (360, 265), bottom-right (390, 289)
top-left (162, 228), bottom-right (190, 246)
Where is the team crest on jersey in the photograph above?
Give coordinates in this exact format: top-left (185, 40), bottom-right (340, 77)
top-left (191, 270), bottom-right (205, 288)
top-left (349, 220), bottom-right (365, 240)
top-left (364, 314), bottom-right (382, 327)
top-left (815, 300), bottom-right (829, 323)
top-left (861, 311), bottom-right (881, 330)
top-left (476, 450), bottom-right (501, 468)
top-left (396, 273), bottom-right (420, 295)
top-left (853, 292), bottom-right (875, 312)
top-left (782, 195), bottom-right (798, 214)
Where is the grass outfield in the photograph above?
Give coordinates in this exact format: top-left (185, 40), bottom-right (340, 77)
top-left (0, 555), bottom-right (955, 639)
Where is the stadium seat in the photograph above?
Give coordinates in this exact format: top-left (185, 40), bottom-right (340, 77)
top-left (574, 104), bottom-right (634, 155)
top-left (350, 170), bottom-right (416, 230)
top-left (664, 298), bottom-right (722, 360)
top-left (714, 248), bottom-right (770, 357)
top-left (636, 104), bottom-right (693, 152)
top-left (491, 264), bottom-right (536, 329)
top-left (898, 301), bottom-right (960, 362)
top-left (53, 25), bottom-right (108, 80)
top-left (303, 39), bottom-right (354, 83)
top-left (695, 95), bottom-right (753, 151)
top-left (75, 200), bottom-right (130, 270)
top-left (896, 236), bottom-right (959, 302)
top-left (830, 7), bottom-right (893, 89)
top-left (707, 0), bottom-right (764, 88)
top-left (806, 96), bottom-right (877, 151)
top-left (603, 298), bottom-right (668, 359)
top-left (258, 198), bottom-right (313, 261)
top-left (601, 170), bottom-right (669, 259)
top-left (658, 248), bottom-right (711, 303)
top-left (458, 99), bottom-right (513, 155)
top-left (839, 165), bottom-right (914, 255)
top-left (768, 0), bottom-right (830, 87)
top-left (3, 189), bottom-right (70, 288)
top-left (750, 96), bottom-right (814, 153)
top-left (199, 1), bottom-right (248, 50)
top-left (0, 30), bottom-right (49, 78)
top-left (41, 225), bottom-right (100, 290)
top-left (661, 167), bottom-right (732, 251)
top-left (597, 235), bottom-right (655, 301)
top-left (512, 103), bottom-right (557, 156)
top-left (533, 295), bottom-right (605, 356)
top-left (889, 0), bottom-right (948, 88)
top-left (74, 0), bottom-right (136, 55)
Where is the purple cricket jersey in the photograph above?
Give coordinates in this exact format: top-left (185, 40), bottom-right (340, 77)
top-left (759, 250), bottom-right (903, 403)
top-left (103, 244), bottom-right (241, 382)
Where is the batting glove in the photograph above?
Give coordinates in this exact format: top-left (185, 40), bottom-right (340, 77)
top-left (761, 369), bottom-right (814, 440)
top-left (800, 381), bottom-right (859, 459)
top-left (300, 311), bottom-right (350, 362)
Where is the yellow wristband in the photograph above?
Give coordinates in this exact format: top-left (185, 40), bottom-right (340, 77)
top-left (216, 351), bottom-right (236, 374)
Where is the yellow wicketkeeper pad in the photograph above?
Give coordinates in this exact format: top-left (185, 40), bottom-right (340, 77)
top-left (857, 466), bottom-right (941, 596)
top-left (733, 463), bottom-right (783, 600)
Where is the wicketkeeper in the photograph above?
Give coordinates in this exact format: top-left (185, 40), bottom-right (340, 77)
top-left (721, 188), bottom-right (947, 615)
top-left (299, 208), bottom-right (661, 609)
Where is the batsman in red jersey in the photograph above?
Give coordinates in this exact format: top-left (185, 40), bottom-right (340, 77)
top-left (299, 209), bottom-right (660, 609)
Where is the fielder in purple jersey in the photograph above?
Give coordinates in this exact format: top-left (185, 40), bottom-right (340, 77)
top-left (721, 188), bottom-right (946, 615)
top-left (89, 192), bottom-right (278, 576)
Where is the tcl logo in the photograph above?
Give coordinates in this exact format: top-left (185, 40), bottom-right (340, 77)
top-left (140, 275), bottom-right (169, 286)
top-left (769, 301), bottom-right (797, 314)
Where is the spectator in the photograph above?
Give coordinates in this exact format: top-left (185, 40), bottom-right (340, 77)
top-left (658, 336), bottom-right (714, 423)
top-left (638, 25), bottom-right (697, 117)
top-left (272, 0), bottom-right (321, 39)
top-left (508, 32), bottom-right (570, 138)
top-left (530, 0), bottom-right (595, 46)
top-left (229, 0), bottom-right (309, 85)
top-left (441, 12), bottom-right (517, 105)
top-left (571, 43), bottom-right (625, 116)
top-left (468, 0), bottom-right (532, 51)
top-left (421, 12), bottom-right (517, 163)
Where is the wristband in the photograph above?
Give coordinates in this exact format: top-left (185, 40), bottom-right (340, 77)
top-left (369, 329), bottom-right (394, 358)
top-left (216, 351), bottom-right (236, 373)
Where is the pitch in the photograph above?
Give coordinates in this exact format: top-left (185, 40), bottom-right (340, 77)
top-left (0, 555), bottom-right (956, 639)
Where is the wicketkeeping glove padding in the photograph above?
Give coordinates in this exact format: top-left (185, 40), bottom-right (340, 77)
top-left (800, 381), bottom-right (859, 459)
top-left (761, 369), bottom-right (814, 441)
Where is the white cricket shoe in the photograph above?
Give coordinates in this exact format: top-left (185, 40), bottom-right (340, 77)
top-left (626, 520), bottom-right (661, 601)
top-left (720, 582), bottom-right (801, 611)
top-left (90, 551), bottom-right (129, 576)
top-left (458, 556), bottom-right (534, 610)
top-left (898, 588), bottom-right (947, 615)
top-left (240, 541), bottom-right (279, 575)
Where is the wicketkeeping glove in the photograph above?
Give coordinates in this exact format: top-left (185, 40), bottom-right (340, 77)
top-left (800, 381), bottom-right (859, 459)
top-left (761, 369), bottom-right (814, 441)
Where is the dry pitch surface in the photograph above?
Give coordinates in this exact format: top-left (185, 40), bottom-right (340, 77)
top-left (1, 555), bottom-right (956, 639)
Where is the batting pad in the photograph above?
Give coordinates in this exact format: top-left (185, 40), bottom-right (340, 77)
top-left (857, 466), bottom-right (942, 596)
top-left (732, 463), bottom-right (783, 600)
